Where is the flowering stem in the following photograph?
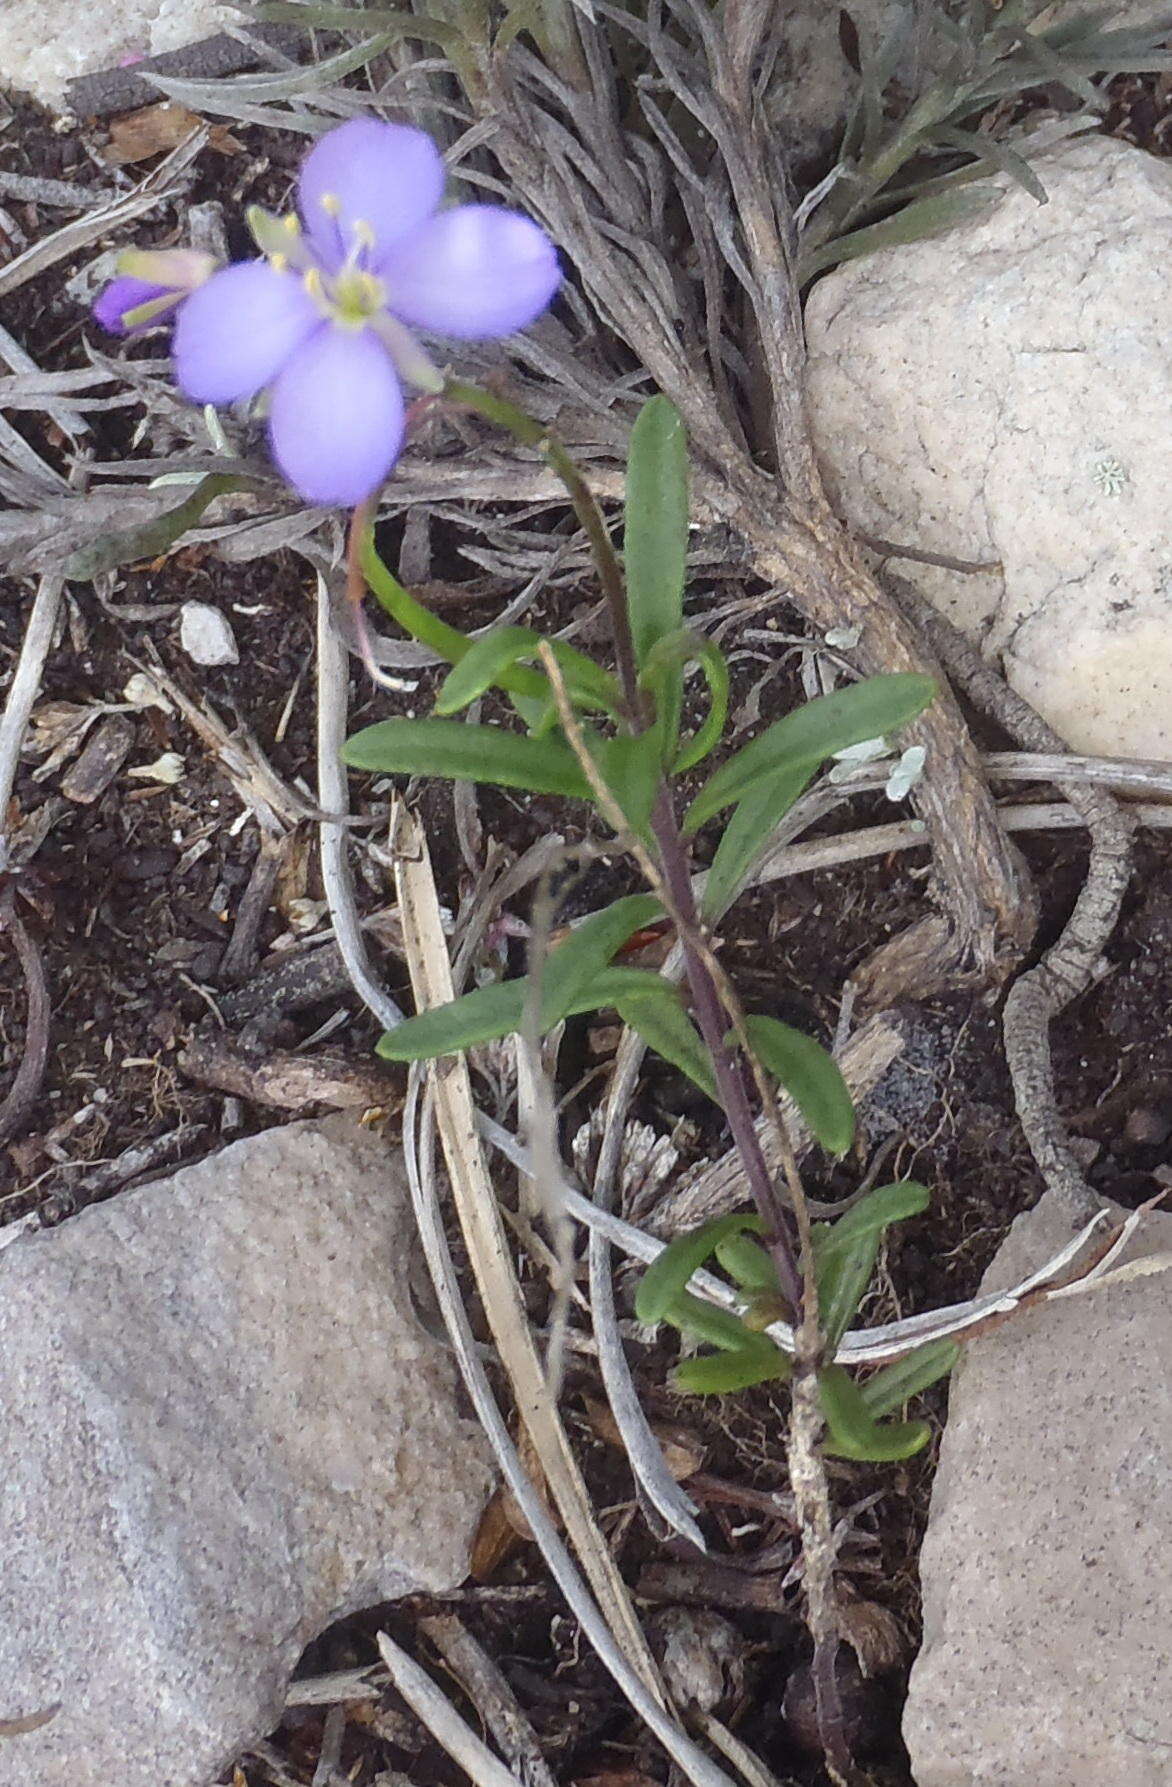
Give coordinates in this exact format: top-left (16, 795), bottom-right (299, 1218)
top-left (648, 788), bottom-right (804, 1315)
top-left (443, 379), bottom-right (643, 721)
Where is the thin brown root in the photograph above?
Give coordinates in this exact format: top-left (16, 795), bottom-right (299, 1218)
top-left (886, 573), bottom-right (1135, 1222)
top-left (0, 892), bottom-right (50, 1149)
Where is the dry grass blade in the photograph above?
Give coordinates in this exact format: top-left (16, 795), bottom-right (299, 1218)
top-left (388, 799), bottom-right (663, 1698)
top-left (401, 1069), bottom-right (738, 1787)
top-left (588, 965), bottom-right (709, 1549)
top-left (376, 1630), bottom-right (525, 1787)
top-left (315, 577), bottom-right (405, 1030)
top-left (0, 128), bottom-right (208, 300)
top-left (419, 1614), bottom-right (558, 1787)
top-left (0, 576), bottom-right (66, 876)
top-left (554, 1181), bottom-right (1147, 1364)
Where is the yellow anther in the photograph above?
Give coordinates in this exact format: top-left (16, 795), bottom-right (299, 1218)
top-left (270, 252), bottom-right (289, 274)
top-left (303, 266), bottom-right (325, 303)
top-left (282, 213), bottom-right (301, 235)
top-left (319, 192), bottom-right (342, 216)
top-left (354, 219), bottom-right (377, 251)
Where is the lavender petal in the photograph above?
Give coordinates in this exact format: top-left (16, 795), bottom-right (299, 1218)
top-left (174, 260), bottom-right (321, 405)
top-left (268, 325), bottom-right (405, 505)
top-left (297, 118), bottom-right (444, 274)
top-left (93, 275), bottom-right (170, 336)
top-left (382, 206), bottom-right (560, 340)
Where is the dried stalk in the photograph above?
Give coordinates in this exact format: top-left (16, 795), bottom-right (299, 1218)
top-left (400, 1059), bottom-right (737, 1787)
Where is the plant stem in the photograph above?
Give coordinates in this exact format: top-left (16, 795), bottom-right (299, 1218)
top-left (649, 787), bottom-right (803, 1314)
top-left (443, 379), bottom-right (643, 719)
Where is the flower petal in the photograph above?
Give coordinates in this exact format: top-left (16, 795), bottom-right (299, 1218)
top-left (268, 326), bottom-right (405, 505)
top-left (297, 118), bottom-right (444, 272)
top-left (382, 206), bottom-right (560, 339)
top-left (93, 276), bottom-right (170, 336)
top-left (174, 260), bottom-right (321, 405)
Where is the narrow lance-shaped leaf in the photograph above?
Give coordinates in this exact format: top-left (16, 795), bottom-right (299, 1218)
top-left (434, 625), bottom-right (622, 721)
top-left (686, 673), bottom-right (936, 831)
top-left (818, 1363), bottom-right (931, 1462)
top-left (700, 763), bottom-right (817, 922)
top-left (63, 474), bottom-right (259, 581)
top-left (343, 718), bottom-right (592, 799)
top-left (616, 989), bottom-right (717, 1104)
top-left (376, 962), bottom-right (671, 1062)
top-left (635, 1213), bottom-right (766, 1325)
top-left (740, 1014), bottom-right (855, 1156)
top-left (860, 1339), bottom-right (960, 1420)
top-left (624, 395), bottom-right (689, 667)
top-left (674, 1343), bottom-right (792, 1395)
top-left (817, 1232), bottom-right (881, 1354)
top-left (812, 1181), bottom-right (930, 1266)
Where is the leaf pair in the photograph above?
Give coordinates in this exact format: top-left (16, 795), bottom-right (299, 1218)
top-left (636, 1189), bottom-right (959, 1459)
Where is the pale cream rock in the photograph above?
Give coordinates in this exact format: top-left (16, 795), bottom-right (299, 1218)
top-left (0, 0), bottom-right (237, 108)
top-left (904, 1190), bottom-right (1172, 1785)
top-left (0, 1118), bottom-right (494, 1787)
top-left (805, 134), bottom-right (1172, 760)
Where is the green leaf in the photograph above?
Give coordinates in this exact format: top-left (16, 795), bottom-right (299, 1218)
top-left (616, 988), bottom-right (717, 1102)
top-left (800, 188), bottom-right (999, 279)
top-left (375, 963), bottom-right (669, 1062)
top-left (62, 474), bottom-right (257, 581)
top-left (713, 1228), bottom-right (777, 1295)
top-left (624, 396), bottom-right (689, 669)
top-left (674, 1340), bottom-right (791, 1395)
top-left (700, 764), bottom-right (816, 921)
top-left (635, 1213), bottom-right (765, 1324)
top-left (662, 1288), bottom-right (763, 1351)
top-left (342, 718), bottom-right (592, 799)
top-left (593, 729), bottom-right (664, 836)
top-left (254, 2), bottom-right (458, 47)
top-left (543, 893), bottom-right (663, 1018)
top-left (817, 1232), bottom-right (881, 1353)
top-left (686, 673), bottom-right (935, 831)
top-left (740, 1015), bottom-right (855, 1155)
top-left (813, 1181), bottom-right (930, 1265)
top-left (860, 1340), bottom-right (960, 1420)
top-left (434, 626), bottom-right (622, 721)
top-left (637, 630), bottom-right (730, 774)
top-left (818, 1364), bottom-right (931, 1462)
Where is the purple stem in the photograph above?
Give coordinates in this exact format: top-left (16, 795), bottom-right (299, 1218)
top-left (649, 787), bottom-right (803, 1315)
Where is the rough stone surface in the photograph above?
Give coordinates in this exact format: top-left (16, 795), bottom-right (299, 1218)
top-left (904, 1190), bottom-right (1172, 1785)
top-left (0, 0), bottom-right (235, 108)
top-left (0, 1117), bottom-right (494, 1787)
top-left (180, 599), bottom-right (240, 666)
top-left (805, 135), bottom-right (1172, 760)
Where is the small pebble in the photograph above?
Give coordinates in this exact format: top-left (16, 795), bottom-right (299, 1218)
top-left (179, 602), bottom-right (239, 667)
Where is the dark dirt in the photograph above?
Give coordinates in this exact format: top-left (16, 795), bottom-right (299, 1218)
top-left (2, 58), bottom-right (1171, 1787)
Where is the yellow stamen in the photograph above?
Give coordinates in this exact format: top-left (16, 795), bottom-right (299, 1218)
top-left (354, 219), bottom-right (377, 251)
top-left (282, 213), bottom-right (301, 236)
top-left (319, 192), bottom-right (342, 216)
top-left (271, 252), bottom-right (289, 275)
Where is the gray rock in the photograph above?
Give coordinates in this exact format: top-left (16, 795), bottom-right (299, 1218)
top-left (806, 135), bottom-right (1172, 760)
top-left (0, 0), bottom-right (235, 107)
top-left (179, 600), bottom-right (239, 667)
top-left (0, 1118), bottom-right (494, 1787)
top-left (904, 1190), bottom-right (1172, 1785)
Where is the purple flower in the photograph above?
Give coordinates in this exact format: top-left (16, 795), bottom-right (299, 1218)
top-left (172, 117), bottom-right (561, 506)
top-left (93, 249), bottom-right (217, 337)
